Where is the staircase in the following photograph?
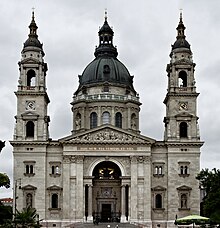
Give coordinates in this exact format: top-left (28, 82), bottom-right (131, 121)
top-left (69, 222), bottom-right (138, 227)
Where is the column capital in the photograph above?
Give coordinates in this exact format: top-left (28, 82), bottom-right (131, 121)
top-left (130, 155), bottom-right (138, 163)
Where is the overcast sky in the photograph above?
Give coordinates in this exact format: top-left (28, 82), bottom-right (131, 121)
top-left (0, 0), bottom-right (220, 198)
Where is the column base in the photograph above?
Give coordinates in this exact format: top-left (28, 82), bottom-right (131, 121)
top-left (120, 215), bottom-right (127, 223)
top-left (87, 215), bottom-right (93, 222)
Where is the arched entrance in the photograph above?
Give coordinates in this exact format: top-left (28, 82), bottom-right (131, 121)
top-left (92, 161), bottom-right (122, 222)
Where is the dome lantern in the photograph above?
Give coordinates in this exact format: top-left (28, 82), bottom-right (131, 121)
top-left (94, 11), bottom-right (118, 58)
top-left (172, 12), bottom-right (191, 50)
top-left (23, 11), bottom-right (44, 52)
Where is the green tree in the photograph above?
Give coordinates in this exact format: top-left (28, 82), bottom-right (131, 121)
top-left (196, 168), bottom-right (220, 224)
top-left (0, 173), bottom-right (10, 188)
top-left (0, 201), bottom-right (12, 227)
top-left (14, 207), bottom-right (41, 228)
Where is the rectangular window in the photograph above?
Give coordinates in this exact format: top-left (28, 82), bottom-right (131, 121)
top-left (23, 161), bottom-right (36, 176)
top-left (49, 162), bottom-right (61, 177)
top-left (178, 161), bottom-right (190, 177)
top-left (153, 162), bottom-right (165, 177)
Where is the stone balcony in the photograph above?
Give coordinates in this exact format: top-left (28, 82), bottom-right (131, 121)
top-left (72, 94), bottom-right (140, 103)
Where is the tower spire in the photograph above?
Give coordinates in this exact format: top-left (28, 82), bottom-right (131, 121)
top-left (176, 10), bottom-right (186, 39)
top-left (23, 10), bottom-right (43, 51)
top-left (171, 11), bottom-right (190, 50)
top-left (29, 9), bottom-right (38, 37)
top-left (104, 8), bottom-right (108, 22)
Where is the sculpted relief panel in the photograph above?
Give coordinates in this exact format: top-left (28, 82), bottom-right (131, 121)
top-left (70, 129), bottom-right (146, 143)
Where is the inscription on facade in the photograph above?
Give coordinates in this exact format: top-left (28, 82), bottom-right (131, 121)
top-left (78, 146), bottom-right (136, 151)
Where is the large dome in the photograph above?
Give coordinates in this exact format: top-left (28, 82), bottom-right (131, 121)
top-left (79, 56), bottom-right (134, 90)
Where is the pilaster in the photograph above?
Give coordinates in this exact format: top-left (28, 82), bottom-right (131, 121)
top-left (130, 156), bottom-right (138, 222)
top-left (76, 155), bottom-right (84, 221)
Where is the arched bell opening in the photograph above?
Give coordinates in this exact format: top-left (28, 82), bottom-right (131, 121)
top-left (84, 161), bottom-right (129, 223)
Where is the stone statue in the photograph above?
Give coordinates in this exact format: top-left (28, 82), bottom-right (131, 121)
top-left (75, 115), bottom-right (81, 130)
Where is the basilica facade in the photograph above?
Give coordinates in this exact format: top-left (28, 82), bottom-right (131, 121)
top-left (11, 12), bottom-right (203, 227)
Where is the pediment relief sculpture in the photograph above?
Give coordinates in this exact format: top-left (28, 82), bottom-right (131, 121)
top-left (68, 128), bottom-right (148, 144)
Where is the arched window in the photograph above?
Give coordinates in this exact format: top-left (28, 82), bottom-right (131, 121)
top-left (154, 166), bottom-right (159, 175)
top-left (27, 69), bottom-right (36, 87)
top-left (103, 64), bottom-right (110, 74)
top-left (180, 122), bottom-right (187, 138)
top-left (55, 166), bottom-right (59, 174)
top-left (158, 166), bottom-right (162, 175)
top-left (90, 112), bottom-right (97, 129)
top-left (51, 194), bottom-right (58, 208)
top-left (52, 166), bottom-right (55, 175)
top-left (180, 166), bottom-right (184, 175)
top-left (115, 112), bottom-right (122, 128)
top-left (181, 194), bottom-right (187, 208)
top-left (30, 165), bottom-right (33, 174)
top-left (155, 194), bottom-right (162, 208)
top-left (184, 166), bottom-right (188, 174)
top-left (26, 121), bottom-right (34, 137)
top-left (178, 71), bottom-right (187, 87)
top-left (26, 165), bottom-right (29, 174)
top-left (102, 112), bottom-right (110, 125)
top-left (26, 193), bottom-right (33, 208)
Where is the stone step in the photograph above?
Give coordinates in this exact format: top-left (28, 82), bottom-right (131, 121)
top-left (71, 222), bottom-right (138, 227)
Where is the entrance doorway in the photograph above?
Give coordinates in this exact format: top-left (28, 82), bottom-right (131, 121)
top-left (91, 161), bottom-right (122, 222)
top-left (101, 204), bottom-right (111, 222)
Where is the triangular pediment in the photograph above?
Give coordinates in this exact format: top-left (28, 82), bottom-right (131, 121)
top-left (151, 185), bottom-right (166, 191)
top-left (174, 58), bottom-right (192, 65)
top-left (21, 111), bottom-right (39, 120)
top-left (177, 185), bottom-right (192, 191)
top-left (59, 125), bottom-right (155, 145)
top-left (22, 111), bottom-right (38, 116)
top-left (22, 184), bottom-right (37, 190)
top-left (20, 58), bottom-right (40, 64)
top-left (47, 185), bottom-right (63, 191)
top-left (175, 112), bottom-right (194, 118)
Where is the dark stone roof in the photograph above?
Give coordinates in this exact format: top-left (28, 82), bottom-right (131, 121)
top-left (79, 56), bottom-right (134, 91)
top-left (172, 38), bottom-right (190, 50)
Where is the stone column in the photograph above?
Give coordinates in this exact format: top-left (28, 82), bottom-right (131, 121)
top-left (81, 107), bottom-right (85, 129)
top-left (87, 184), bottom-right (93, 222)
top-left (130, 156), bottom-right (138, 222)
top-left (120, 185), bottom-right (126, 222)
top-left (98, 106), bottom-right (101, 126)
top-left (143, 156), bottom-right (151, 223)
top-left (76, 156), bottom-right (84, 222)
top-left (127, 106), bottom-right (131, 129)
top-left (62, 156), bottom-right (70, 219)
top-left (111, 107), bottom-right (115, 125)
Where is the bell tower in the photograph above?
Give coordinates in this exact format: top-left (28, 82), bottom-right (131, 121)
top-left (14, 11), bottom-right (50, 141)
top-left (163, 13), bottom-right (200, 142)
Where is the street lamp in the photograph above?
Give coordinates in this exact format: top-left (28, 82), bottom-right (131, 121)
top-left (13, 178), bottom-right (21, 227)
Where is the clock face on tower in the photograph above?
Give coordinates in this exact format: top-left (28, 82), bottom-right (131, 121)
top-left (25, 101), bottom-right (36, 111)
top-left (179, 102), bottom-right (188, 111)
